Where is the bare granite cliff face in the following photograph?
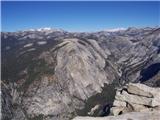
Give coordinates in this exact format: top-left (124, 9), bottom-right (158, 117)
top-left (8, 38), bottom-right (118, 120)
top-left (1, 82), bottom-right (14, 120)
top-left (1, 27), bottom-right (160, 120)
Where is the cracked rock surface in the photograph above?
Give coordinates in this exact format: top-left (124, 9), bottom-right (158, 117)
top-left (73, 83), bottom-right (160, 120)
top-left (111, 83), bottom-right (160, 115)
top-left (1, 27), bottom-right (160, 120)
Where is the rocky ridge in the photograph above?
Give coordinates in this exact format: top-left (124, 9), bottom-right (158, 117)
top-left (1, 27), bottom-right (160, 120)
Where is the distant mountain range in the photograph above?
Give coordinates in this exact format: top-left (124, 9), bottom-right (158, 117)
top-left (1, 27), bottom-right (160, 120)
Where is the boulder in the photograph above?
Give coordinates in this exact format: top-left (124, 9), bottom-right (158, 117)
top-left (127, 83), bottom-right (160, 97)
top-left (127, 83), bottom-right (153, 97)
top-left (115, 90), bottom-right (153, 106)
top-left (112, 83), bottom-right (160, 115)
top-left (113, 100), bottom-right (126, 107)
top-left (111, 106), bottom-right (131, 116)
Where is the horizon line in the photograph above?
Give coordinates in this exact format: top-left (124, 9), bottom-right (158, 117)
top-left (1, 25), bottom-right (159, 33)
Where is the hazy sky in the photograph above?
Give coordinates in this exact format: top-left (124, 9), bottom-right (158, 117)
top-left (2, 1), bottom-right (160, 32)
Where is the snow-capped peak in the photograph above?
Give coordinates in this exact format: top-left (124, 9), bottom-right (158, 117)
top-left (25, 27), bottom-right (65, 32)
top-left (104, 28), bottom-right (126, 32)
top-left (37, 27), bottom-right (52, 31)
top-left (23, 27), bottom-right (53, 32)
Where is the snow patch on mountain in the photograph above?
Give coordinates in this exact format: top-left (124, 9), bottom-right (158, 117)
top-left (104, 28), bottom-right (126, 32)
top-left (25, 27), bottom-right (64, 32)
top-left (37, 41), bottom-right (47, 45)
top-left (24, 43), bottom-right (33, 48)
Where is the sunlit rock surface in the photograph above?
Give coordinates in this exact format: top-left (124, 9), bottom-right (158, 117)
top-left (72, 83), bottom-right (160, 120)
top-left (1, 27), bottom-right (160, 120)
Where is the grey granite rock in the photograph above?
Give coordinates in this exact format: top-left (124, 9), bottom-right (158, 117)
top-left (111, 83), bottom-right (160, 115)
top-left (1, 27), bottom-right (160, 120)
top-left (72, 83), bottom-right (160, 120)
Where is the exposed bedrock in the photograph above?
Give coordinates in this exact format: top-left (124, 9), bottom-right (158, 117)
top-left (72, 83), bottom-right (160, 120)
top-left (1, 27), bottom-right (160, 120)
top-left (12, 38), bottom-right (118, 120)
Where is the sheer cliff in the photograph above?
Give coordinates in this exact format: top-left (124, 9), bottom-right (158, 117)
top-left (1, 27), bottom-right (160, 120)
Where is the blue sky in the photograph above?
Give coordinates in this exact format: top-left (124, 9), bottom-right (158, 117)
top-left (1, 1), bottom-right (160, 32)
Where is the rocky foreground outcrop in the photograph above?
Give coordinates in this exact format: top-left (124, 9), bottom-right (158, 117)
top-left (112, 83), bottom-right (160, 114)
top-left (72, 83), bottom-right (160, 120)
